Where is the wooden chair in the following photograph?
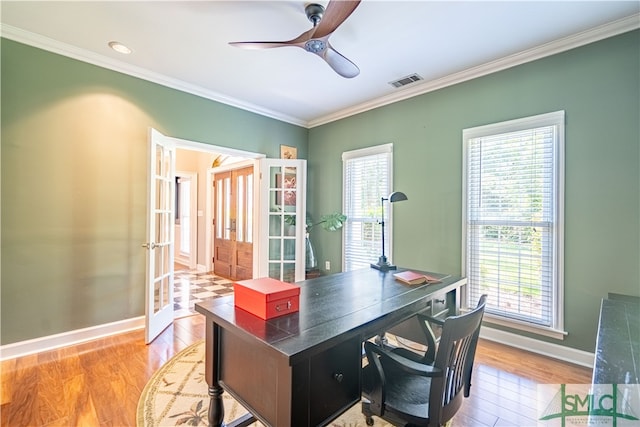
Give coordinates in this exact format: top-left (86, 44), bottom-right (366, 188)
top-left (361, 295), bottom-right (487, 426)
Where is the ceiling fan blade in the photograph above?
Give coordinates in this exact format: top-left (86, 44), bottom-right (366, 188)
top-left (312, 0), bottom-right (361, 39)
top-left (229, 41), bottom-right (293, 49)
top-left (321, 44), bottom-right (360, 78)
top-left (230, 27), bottom-right (316, 49)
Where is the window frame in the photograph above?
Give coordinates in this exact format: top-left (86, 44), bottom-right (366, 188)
top-left (342, 143), bottom-right (394, 272)
top-left (462, 111), bottom-right (566, 339)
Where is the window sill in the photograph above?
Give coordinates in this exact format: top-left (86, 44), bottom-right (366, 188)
top-left (482, 313), bottom-right (568, 340)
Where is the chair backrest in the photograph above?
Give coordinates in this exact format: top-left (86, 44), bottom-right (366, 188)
top-left (429, 295), bottom-right (486, 425)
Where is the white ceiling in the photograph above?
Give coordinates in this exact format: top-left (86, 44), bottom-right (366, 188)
top-left (1, 1), bottom-right (638, 128)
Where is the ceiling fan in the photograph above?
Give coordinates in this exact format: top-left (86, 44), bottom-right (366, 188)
top-left (229, 1), bottom-right (361, 78)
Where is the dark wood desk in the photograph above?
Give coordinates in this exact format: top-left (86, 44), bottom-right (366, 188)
top-left (195, 267), bottom-right (466, 427)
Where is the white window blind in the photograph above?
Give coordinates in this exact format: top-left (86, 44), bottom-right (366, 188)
top-left (463, 111), bottom-right (565, 336)
top-left (342, 144), bottom-right (392, 272)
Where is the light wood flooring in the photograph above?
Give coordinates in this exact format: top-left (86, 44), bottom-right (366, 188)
top-left (1, 314), bottom-right (592, 427)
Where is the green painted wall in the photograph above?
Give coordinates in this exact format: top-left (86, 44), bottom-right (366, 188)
top-left (308, 30), bottom-right (640, 352)
top-left (3, 30), bottom-right (639, 353)
top-left (1, 39), bottom-right (307, 345)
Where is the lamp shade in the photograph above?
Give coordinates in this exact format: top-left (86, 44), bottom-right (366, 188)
top-left (388, 191), bottom-right (408, 203)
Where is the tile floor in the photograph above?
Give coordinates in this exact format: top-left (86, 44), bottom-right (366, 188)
top-left (173, 264), bottom-right (234, 318)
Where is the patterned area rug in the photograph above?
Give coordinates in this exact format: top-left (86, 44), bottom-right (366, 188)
top-left (136, 340), bottom-right (394, 427)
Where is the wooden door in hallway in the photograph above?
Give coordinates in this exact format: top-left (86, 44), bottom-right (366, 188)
top-left (213, 166), bottom-right (254, 280)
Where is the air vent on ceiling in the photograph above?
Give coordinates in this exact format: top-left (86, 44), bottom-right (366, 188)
top-left (389, 73), bottom-right (423, 88)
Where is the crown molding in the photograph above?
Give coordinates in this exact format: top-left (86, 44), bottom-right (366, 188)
top-left (308, 13), bottom-right (640, 128)
top-left (0, 24), bottom-right (307, 128)
top-left (2, 13), bottom-right (638, 130)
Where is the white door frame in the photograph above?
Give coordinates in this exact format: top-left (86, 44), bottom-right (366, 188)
top-left (172, 141), bottom-right (264, 273)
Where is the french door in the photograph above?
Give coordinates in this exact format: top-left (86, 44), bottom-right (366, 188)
top-left (213, 166), bottom-right (254, 281)
top-left (143, 130), bottom-right (269, 343)
top-left (258, 159), bottom-right (306, 283)
top-left (144, 129), bottom-right (175, 343)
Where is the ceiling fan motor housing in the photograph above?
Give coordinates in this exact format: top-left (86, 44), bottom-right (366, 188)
top-left (305, 3), bottom-right (325, 26)
top-left (305, 39), bottom-right (326, 53)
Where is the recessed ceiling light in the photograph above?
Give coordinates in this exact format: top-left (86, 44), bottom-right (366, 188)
top-left (108, 41), bottom-right (132, 55)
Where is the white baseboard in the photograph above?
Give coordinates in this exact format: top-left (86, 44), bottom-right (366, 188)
top-left (196, 264), bottom-right (208, 272)
top-left (0, 316), bottom-right (145, 361)
top-left (480, 326), bottom-right (594, 368)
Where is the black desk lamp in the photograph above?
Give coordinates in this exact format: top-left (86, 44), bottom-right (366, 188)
top-left (371, 191), bottom-right (408, 271)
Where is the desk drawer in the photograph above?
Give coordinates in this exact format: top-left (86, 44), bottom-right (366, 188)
top-left (309, 338), bottom-right (361, 426)
top-left (386, 291), bottom-right (452, 345)
top-left (431, 294), bottom-right (449, 318)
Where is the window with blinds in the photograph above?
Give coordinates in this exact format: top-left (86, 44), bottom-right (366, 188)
top-left (342, 144), bottom-right (393, 272)
top-left (462, 111), bottom-right (565, 337)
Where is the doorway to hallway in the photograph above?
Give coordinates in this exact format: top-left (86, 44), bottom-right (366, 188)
top-left (171, 149), bottom-right (255, 319)
top-left (144, 128), bottom-right (265, 344)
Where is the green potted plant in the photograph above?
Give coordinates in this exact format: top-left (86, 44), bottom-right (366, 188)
top-left (285, 212), bottom-right (347, 271)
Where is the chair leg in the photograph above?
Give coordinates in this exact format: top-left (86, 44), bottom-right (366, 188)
top-left (362, 400), bottom-right (376, 426)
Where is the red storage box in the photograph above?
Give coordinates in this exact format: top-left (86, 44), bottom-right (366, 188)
top-left (234, 277), bottom-right (300, 320)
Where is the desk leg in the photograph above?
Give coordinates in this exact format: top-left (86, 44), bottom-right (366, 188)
top-left (208, 385), bottom-right (224, 427)
top-left (205, 320), bottom-right (224, 427)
